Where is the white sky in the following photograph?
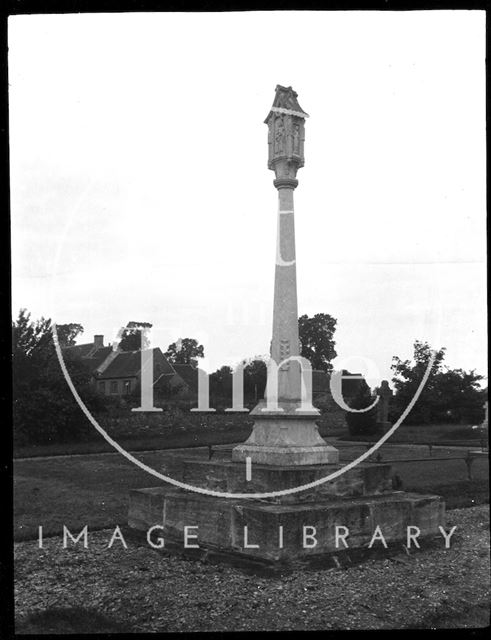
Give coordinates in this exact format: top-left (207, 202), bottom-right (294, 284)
top-left (9, 11), bottom-right (487, 388)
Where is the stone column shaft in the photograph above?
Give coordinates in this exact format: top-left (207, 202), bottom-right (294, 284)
top-left (272, 186), bottom-right (302, 402)
top-left (232, 85), bottom-right (339, 466)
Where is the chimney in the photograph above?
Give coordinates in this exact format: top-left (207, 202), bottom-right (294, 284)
top-left (94, 335), bottom-right (104, 349)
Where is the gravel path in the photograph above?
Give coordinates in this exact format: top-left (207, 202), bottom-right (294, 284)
top-left (14, 506), bottom-right (490, 632)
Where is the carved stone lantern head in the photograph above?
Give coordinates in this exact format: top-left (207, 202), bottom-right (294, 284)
top-left (265, 85), bottom-right (309, 188)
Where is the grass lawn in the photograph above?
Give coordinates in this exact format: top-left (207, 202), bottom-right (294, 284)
top-left (14, 444), bottom-right (489, 542)
top-left (13, 427), bottom-right (254, 459)
top-left (14, 420), bottom-right (486, 459)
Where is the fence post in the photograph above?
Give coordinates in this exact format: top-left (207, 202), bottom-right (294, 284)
top-left (464, 451), bottom-right (474, 480)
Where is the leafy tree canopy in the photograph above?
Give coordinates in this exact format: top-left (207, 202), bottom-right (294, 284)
top-left (119, 321), bottom-right (153, 351)
top-left (165, 338), bottom-right (204, 367)
top-left (242, 357), bottom-right (268, 399)
top-left (298, 313), bottom-right (337, 372)
top-left (391, 340), bottom-right (485, 425)
top-left (56, 323), bottom-right (84, 347)
top-left (12, 309), bottom-right (105, 446)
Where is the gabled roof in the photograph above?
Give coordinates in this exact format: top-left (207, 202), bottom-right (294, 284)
top-left (82, 346), bottom-right (113, 370)
top-left (62, 344), bottom-right (113, 374)
top-left (96, 348), bottom-right (175, 380)
top-left (63, 342), bottom-right (98, 358)
top-left (97, 350), bottom-right (143, 379)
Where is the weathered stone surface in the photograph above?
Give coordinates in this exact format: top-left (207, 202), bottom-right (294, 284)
top-left (233, 402), bottom-right (339, 466)
top-left (233, 87), bottom-right (340, 467)
top-left (163, 458), bottom-right (393, 504)
top-left (232, 443), bottom-right (339, 466)
top-left (128, 487), bottom-right (445, 562)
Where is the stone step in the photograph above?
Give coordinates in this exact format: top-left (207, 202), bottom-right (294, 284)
top-left (161, 457), bottom-right (394, 503)
top-left (128, 486), bottom-right (445, 561)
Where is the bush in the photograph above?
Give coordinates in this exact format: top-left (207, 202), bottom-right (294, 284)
top-left (345, 386), bottom-right (378, 436)
top-left (13, 383), bottom-right (104, 446)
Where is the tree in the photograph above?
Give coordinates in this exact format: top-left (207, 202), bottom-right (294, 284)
top-left (391, 340), bottom-right (485, 425)
top-left (345, 382), bottom-right (378, 436)
top-left (431, 368), bottom-right (485, 424)
top-left (165, 338), bottom-right (204, 367)
top-left (209, 365), bottom-right (233, 406)
top-left (119, 321), bottom-right (152, 351)
top-left (210, 365), bottom-right (233, 396)
top-left (12, 309), bottom-right (105, 446)
top-left (242, 357), bottom-right (268, 400)
top-left (56, 323), bottom-right (84, 347)
top-left (298, 313), bottom-right (337, 372)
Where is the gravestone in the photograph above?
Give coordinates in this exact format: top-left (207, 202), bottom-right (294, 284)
top-left (128, 86), bottom-right (445, 563)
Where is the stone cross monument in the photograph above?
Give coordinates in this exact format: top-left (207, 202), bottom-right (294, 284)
top-left (128, 85), bottom-right (446, 563)
top-left (233, 86), bottom-right (338, 466)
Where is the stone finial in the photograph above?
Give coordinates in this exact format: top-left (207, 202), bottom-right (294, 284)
top-left (265, 86), bottom-right (307, 189)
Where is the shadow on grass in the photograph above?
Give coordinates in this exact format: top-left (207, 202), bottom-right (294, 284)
top-left (16, 607), bottom-right (135, 634)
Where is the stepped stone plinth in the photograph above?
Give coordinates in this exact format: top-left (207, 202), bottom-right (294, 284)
top-left (161, 458), bottom-right (394, 503)
top-left (129, 476), bottom-right (444, 562)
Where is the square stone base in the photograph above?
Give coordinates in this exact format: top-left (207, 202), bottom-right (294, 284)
top-left (129, 486), bottom-right (445, 562)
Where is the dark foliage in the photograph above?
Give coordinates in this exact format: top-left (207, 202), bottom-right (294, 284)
top-left (165, 338), bottom-right (204, 367)
top-left (345, 382), bottom-right (378, 436)
top-left (391, 340), bottom-right (485, 425)
top-left (12, 309), bottom-right (106, 445)
top-left (118, 321), bottom-right (152, 351)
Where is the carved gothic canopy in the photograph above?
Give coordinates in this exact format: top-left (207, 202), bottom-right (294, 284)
top-left (266, 86), bottom-right (307, 171)
top-left (268, 85), bottom-right (309, 119)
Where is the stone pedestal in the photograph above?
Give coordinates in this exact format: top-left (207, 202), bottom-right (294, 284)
top-left (232, 401), bottom-right (339, 466)
top-left (128, 457), bottom-right (445, 562)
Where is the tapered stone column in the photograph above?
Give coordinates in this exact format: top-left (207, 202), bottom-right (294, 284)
top-left (233, 86), bottom-right (339, 466)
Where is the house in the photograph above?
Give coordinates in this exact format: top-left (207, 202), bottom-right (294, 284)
top-left (63, 335), bottom-right (199, 397)
top-left (63, 336), bottom-right (367, 412)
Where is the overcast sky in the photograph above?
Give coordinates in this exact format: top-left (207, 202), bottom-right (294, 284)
top-left (9, 11), bottom-right (487, 388)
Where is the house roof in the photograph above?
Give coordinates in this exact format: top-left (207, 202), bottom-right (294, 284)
top-left (81, 346), bottom-right (113, 370)
top-left (98, 351), bottom-right (143, 379)
top-left (172, 364), bottom-right (199, 392)
top-left (63, 342), bottom-right (98, 358)
top-left (62, 344), bottom-right (113, 373)
top-left (97, 348), bottom-right (175, 380)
